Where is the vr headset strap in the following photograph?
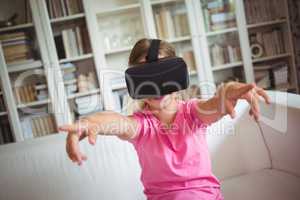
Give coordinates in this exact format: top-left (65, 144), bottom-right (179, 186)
top-left (146, 39), bottom-right (161, 62)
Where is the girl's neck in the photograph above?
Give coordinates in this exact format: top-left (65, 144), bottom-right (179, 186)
top-left (147, 99), bottom-right (178, 126)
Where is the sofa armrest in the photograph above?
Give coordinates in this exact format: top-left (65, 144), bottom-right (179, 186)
top-left (258, 91), bottom-right (300, 177)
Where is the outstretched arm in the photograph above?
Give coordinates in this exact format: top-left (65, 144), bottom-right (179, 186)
top-left (194, 82), bottom-right (270, 125)
top-left (59, 112), bottom-right (138, 165)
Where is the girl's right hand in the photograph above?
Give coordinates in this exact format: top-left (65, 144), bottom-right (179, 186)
top-left (59, 120), bottom-right (99, 165)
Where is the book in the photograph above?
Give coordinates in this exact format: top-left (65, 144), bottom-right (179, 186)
top-left (182, 50), bottom-right (196, 72)
top-left (46, 0), bottom-right (83, 18)
top-left (14, 84), bottom-right (37, 104)
top-left (155, 11), bottom-right (165, 39)
top-left (20, 117), bottom-right (34, 139)
top-left (245, 0), bottom-right (286, 24)
top-left (75, 94), bottom-right (102, 115)
top-left (1, 32), bottom-right (33, 63)
top-left (253, 28), bottom-right (285, 57)
top-left (54, 34), bottom-right (66, 59)
top-left (173, 11), bottom-right (189, 37)
top-left (254, 62), bottom-right (289, 89)
top-left (60, 25), bottom-right (89, 58)
top-left (21, 113), bottom-right (57, 138)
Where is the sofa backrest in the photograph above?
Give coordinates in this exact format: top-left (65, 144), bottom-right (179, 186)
top-left (206, 100), bottom-right (271, 180)
top-left (0, 135), bottom-right (145, 200)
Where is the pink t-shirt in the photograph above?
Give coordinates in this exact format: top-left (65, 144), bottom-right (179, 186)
top-left (128, 99), bottom-right (223, 200)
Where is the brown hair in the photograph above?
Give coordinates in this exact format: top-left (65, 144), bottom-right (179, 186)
top-left (128, 38), bottom-right (176, 66)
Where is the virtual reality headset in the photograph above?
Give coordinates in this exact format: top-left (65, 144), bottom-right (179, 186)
top-left (125, 39), bottom-right (190, 99)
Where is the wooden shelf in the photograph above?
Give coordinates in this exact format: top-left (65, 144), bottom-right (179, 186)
top-left (247, 19), bottom-right (287, 29)
top-left (112, 83), bottom-right (127, 91)
top-left (105, 46), bottom-right (132, 55)
top-left (0, 111), bottom-right (7, 116)
top-left (252, 53), bottom-right (291, 63)
top-left (189, 70), bottom-right (198, 76)
top-left (205, 27), bottom-right (238, 37)
top-left (50, 13), bottom-right (85, 23)
top-left (167, 36), bottom-right (191, 43)
top-left (7, 60), bottom-right (43, 73)
top-left (270, 83), bottom-right (295, 92)
top-left (64, 79), bottom-right (77, 85)
top-left (67, 88), bottom-right (100, 99)
top-left (0, 23), bottom-right (33, 33)
top-left (151, 0), bottom-right (182, 6)
top-left (59, 53), bottom-right (93, 64)
top-left (212, 61), bottom-right (243, 71)
top-left (17, 99), bottom-right (50, 109)
top-left (96, 3), bottom-right (141, 16)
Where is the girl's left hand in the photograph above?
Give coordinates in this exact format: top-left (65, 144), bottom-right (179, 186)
top-left (219, 82), bottom-right (271, 121)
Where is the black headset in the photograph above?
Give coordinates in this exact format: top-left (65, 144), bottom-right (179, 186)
top-left (125, 39), bottom-right (189, 99)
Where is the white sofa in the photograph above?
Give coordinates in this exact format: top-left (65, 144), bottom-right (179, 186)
top-left (0, 91), bottom-right (299, 200)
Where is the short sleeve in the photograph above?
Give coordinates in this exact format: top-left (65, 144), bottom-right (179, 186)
top-left (183, 98), bottom-right (208, 131)
top-left (127, 111), bottom-right (150, 146)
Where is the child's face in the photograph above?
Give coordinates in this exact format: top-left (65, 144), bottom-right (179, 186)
top-left (137, 53), bottom-right (177, 111)
top-left (144, 93), bottom-right (177, 111)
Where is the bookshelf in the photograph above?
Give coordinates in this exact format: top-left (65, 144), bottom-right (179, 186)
top-left (194, 0), bottom-right (299, 95)
top-left (91, 0), bottom-right (147, 112)
top-left (0, 0), bottom-right (72, 143)
top-left (41, 0), bottom-right (104, 123)
top-left (196, 0), bottom-right (248, 88)
top-left (244, 0), bottom-right (298, 93)
top-left (152, 0), bottom-right (200, 85)
top-left (0, 0), bottom-right (299, 144)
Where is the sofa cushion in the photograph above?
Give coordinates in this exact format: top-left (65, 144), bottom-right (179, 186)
top-left (221, 169), bottom-right (300, 200)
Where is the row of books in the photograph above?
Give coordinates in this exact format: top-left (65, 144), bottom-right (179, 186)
top-left (14, 82), bottom-right (48, 104)
top-left (254, 62), bottom-right (289, 89)
top-left (113, 89), bottom-right (128, 114)
top-left (61, 63), bottom-right (98, 95)
top-left (244, 0), bottom-right (286, 24)
top-left (62, 63), bottom-right (78, 94)
top-left (250, 28), bottom-right (285, 58)
top-left (181, 50), bottom-right (197, 72)
top-left (203, 0), bottom-right (236, 32)
top-left (0, 118), bottom-right (13, 144)
top-left (210, 43), bottom-right (242, 66)
top-left (20, 114), bottom-right (57, 139)
top-left (54, 24), bottom-right (91, 59)
top-left (46, 0), bottom-right (83, 18)
top-left (0, 32), bottom-right (33, 64)
top-left (154, 4), bottom-right (190, 39)
top-left (15, 84), bottom-right (37, 104)
top-left (74, 94), bottom-right (103, 116)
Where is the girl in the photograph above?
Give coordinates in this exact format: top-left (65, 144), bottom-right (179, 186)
top-left (59, 38), bottom-right (270, 200)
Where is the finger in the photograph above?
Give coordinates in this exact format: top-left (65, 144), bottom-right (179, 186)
top-left (70, 134), bottom-right (83, 165)
top-left (225, 100), bottom-right (236, 119)
top-left (249, 93), bottom-right (260, 121)
top-left (243, 93), bottom-right (257, 121)
top-left (80, 152), bottom-right (87, 161)
top-left (66, 142), bottom-right (75, 162)
top-left (59, 124), bottom-right (78, 133)
top-left (88, 132), bottom-right (97, 145)
top-left (256, 88), bottom-right (271, 104)
top-left (88, 126), bottom-right (98, 145)
top-left (228, 83), bottom-right (255, 100)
